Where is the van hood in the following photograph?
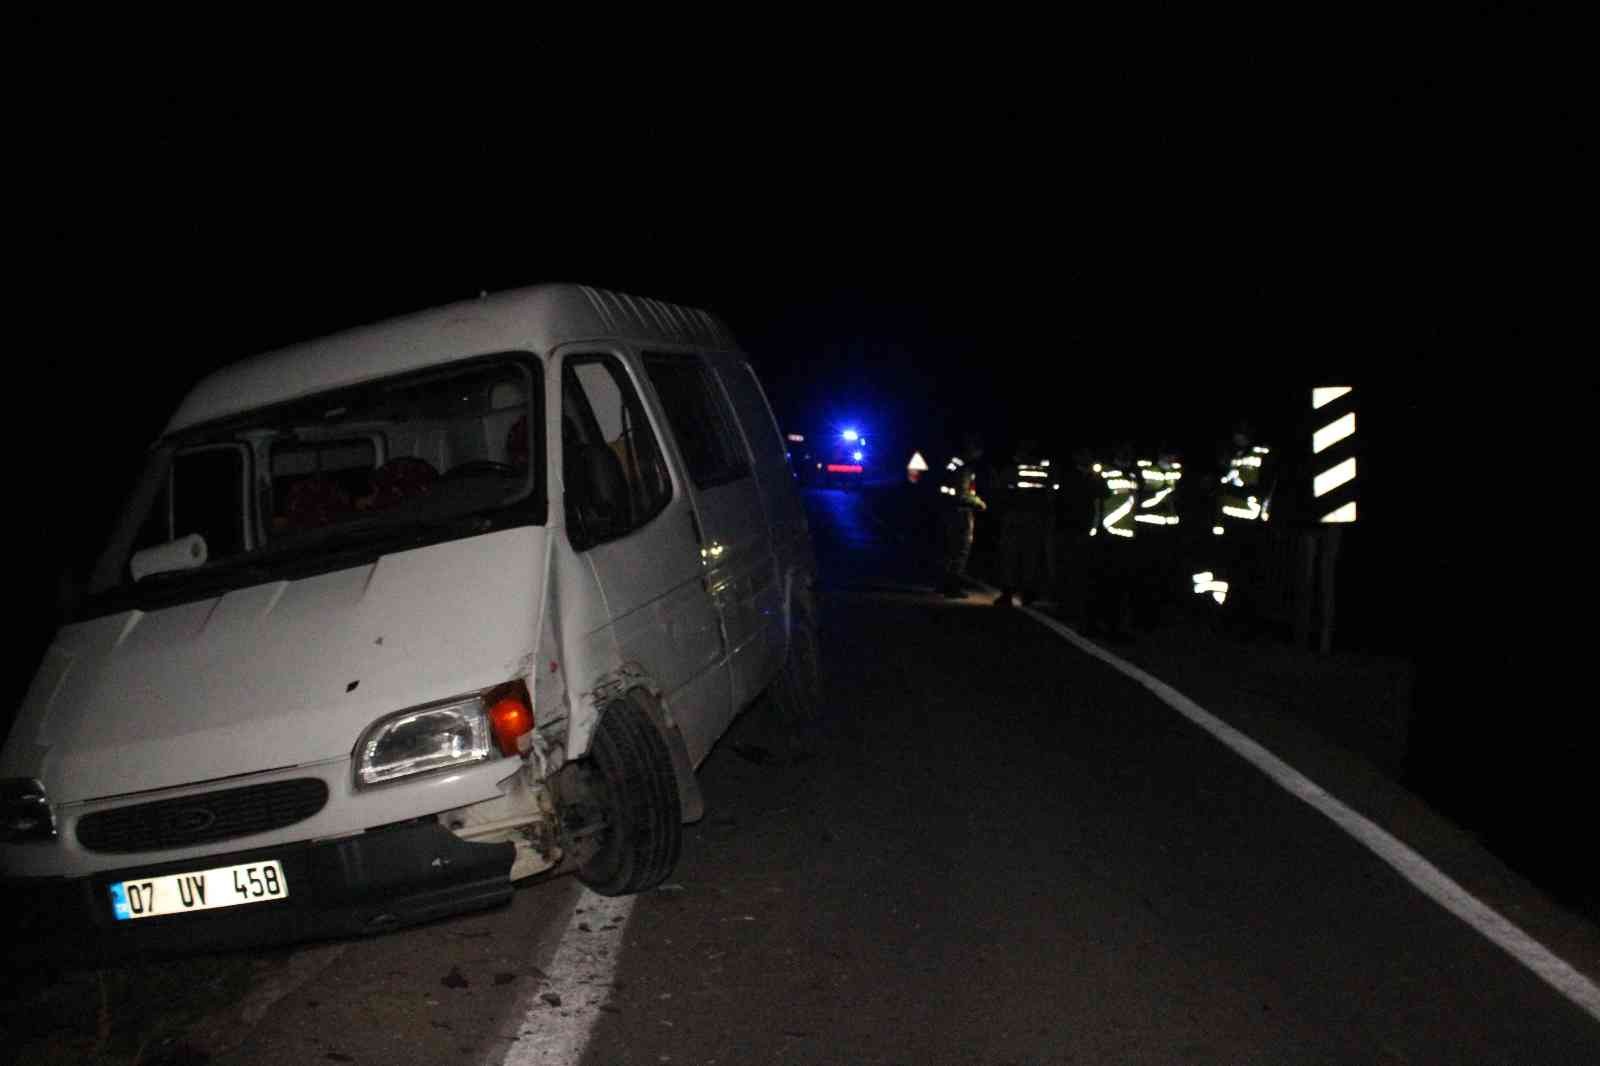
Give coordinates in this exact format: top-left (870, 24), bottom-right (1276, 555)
top-left (3, 527), bottom-right (547, 805)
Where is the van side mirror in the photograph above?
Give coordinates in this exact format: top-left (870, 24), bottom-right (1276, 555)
top-left (129, 533), bottom-right (209, 582)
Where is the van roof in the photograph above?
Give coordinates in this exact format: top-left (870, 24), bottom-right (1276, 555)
top-left (164, 283), bottom-right (738, 434)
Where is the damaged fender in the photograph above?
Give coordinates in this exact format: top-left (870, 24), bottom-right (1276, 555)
top-left (584, 667), bottom-right (704, 825)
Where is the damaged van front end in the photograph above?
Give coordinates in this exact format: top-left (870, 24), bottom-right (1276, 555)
top-left (3, 282), bottom-right (820, 956)
top-left (0, 352), bottom-right (577, 954)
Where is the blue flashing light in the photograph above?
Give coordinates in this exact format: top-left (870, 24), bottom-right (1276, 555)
top-left (840, 428), bottom-right (860, 443)
top-left (852, 450), bottom-right (864, 462)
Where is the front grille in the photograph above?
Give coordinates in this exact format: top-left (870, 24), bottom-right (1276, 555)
top-left (76, 778), bottom-right (329, 853)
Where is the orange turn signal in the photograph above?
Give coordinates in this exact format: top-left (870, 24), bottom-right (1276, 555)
top-left (486, 683), bottom-right (534, 756)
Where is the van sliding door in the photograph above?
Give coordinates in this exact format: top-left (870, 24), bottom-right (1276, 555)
top-left (643, 351), bottom-right (782, 718)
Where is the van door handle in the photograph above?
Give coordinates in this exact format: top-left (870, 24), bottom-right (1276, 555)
top-left (689, 509), bottom-right (716, 595)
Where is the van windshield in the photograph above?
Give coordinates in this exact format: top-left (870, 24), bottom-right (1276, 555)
top-left (85, 355), bottom-right (544, 610)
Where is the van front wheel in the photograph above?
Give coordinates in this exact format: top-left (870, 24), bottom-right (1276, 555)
top-left (577, 696), bottom-right (683, 896)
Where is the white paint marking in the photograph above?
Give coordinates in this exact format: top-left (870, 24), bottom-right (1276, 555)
top-left (499, 889), bottom-right (637, 1066)
top-left (1313, 411), bottom-right (1357, 454)
top-left (1313, 455), bottom-right (1357, 497)
top-left (1004, 591), bottom-right (1600, 1023)
top-left (1313, 385), bottom-right (1352, 410)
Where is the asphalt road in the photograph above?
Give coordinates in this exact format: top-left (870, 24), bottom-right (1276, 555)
top-left (572, 488), bottom-right (1600, 1065)
top-left (8, 487), bottom-right (1597, 1065)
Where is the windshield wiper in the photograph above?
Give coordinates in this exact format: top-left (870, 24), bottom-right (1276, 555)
top-left (132, 558), bottom-right (273, 589)
top-left (256, 511), bottom-right (496, 561)
top-left (96, 514), bottom-right (497, 615)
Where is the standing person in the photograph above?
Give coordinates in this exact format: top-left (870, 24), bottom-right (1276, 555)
top-left (1083, 444), bottom-right (1139, 641)
top-left (994, 438), bottom-right (1058, 607)
top-left (938, 433), bottom-right (986, 597)
top-left (1053, 448), bottom-right (1102, 627)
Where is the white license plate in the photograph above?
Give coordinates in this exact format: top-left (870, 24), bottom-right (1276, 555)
top-left (109, 859), bottom-right (289, 921)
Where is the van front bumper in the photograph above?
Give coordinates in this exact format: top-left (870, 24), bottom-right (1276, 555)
top-left (4, 818), bottom-right (515, 959)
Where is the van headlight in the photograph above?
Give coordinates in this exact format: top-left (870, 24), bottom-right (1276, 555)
top-left (355, 698), bottom-right (494, 788)
top-left (353, 682), bottom-right (535, 788)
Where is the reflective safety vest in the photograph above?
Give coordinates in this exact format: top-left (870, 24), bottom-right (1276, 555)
top-left (1134, 458), bottom-right (1183, 530)
top-left (1218, 445), bottom-right (1272, 527)
top-left (1001, 456), bottom-right (1059, 514)
top-left (939, 456), bottom-right (986, 511)
top-left (1091, 464), bottom-right (1139, 538)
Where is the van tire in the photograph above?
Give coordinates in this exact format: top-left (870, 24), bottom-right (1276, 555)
top-left (773, 608), bottom-right (822, 725)
top-left (578, 696), bottom-right (683, 896)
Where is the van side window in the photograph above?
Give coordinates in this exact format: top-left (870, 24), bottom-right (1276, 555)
top-left (563, 354), bottom-right (672, 549)
top-left (719, 361), bottom-right (789, 468)
top-left (643, 353), bottom-right (751, 489)
top-left (133, 445), bottom-right (250, 559)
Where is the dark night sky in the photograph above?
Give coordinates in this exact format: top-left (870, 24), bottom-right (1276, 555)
top-left (15, 18), bottom-right (1581, 705)
top-left (18, 82), bottom-right (1431, 518)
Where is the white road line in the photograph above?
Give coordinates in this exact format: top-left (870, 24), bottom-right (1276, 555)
top-left (1010, 595), bottom-right (1600, 1024)
top-left (499, 889), bottom-right (636, 1066)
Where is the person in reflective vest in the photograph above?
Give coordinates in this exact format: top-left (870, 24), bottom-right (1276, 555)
top-left (1134, 455), bottom-right (1183, 531)
top-left (1217, 426), bottom-right (1272, 529)
top-left (1092, 451), bottom-right (1140, 540)
top-left (1083, 447), bottom-right (1138, 640)
top-left (994, 438), bottom-right (1058, 606)
top-left (938, 434), bottom-right (986, 597)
